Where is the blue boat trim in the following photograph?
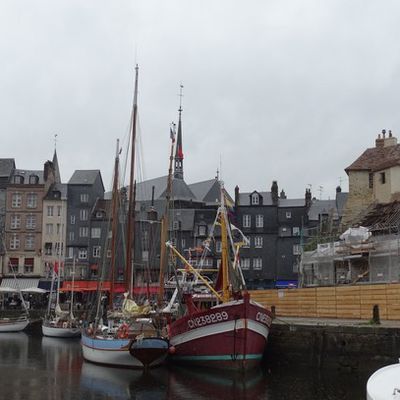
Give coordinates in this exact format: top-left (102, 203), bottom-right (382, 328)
top-left (172, 354), bottom-right (263, 361)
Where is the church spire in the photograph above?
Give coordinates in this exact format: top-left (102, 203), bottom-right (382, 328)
top-left (174, 84), bottom-right (184, 180)
top-left (52, 134), bottom-right (61, 183)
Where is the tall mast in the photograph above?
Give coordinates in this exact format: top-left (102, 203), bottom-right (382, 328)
top-left (158, 122), bottom-right (176, 306)
top-left (109, 139), bottom-right (120, 308)
top-left (126, 65), bottom-right (139, 298)
top-left (220, 188), bottom-right (231, 302)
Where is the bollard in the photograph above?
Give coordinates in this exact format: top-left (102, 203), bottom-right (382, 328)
top-left (372, 304), bottom-right (380, 325)
top-left (271, 305), bottom-right (276, 319)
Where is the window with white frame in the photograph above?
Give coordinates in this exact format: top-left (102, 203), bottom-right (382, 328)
top-left (67, 247), bottom-right (74, 258)
top-left (91, 227), bottom-right (101, 238)
top-left (25, 234), bottom-right (35, 250)
top-left (293, 244), bottom-right (301, 255)
top-left (79, 227), bottom-right (89, 237)
top-left (241, 258), bottom-right (250, 270)
top-left (93, 246), bottom-right (101, 258)
top-left (198, 225), bottom-right (207, 236)
top-left (57, 206), bottom-right (62, 217)
top-left (46, 224), bottom-right (53, 235)
top-left (56, 224), bottom-right (61, 235)
top-left (253, 257), bottom-right (263, 270)
top-left (10, 215), bottom-right (21, 229)
top-left (216, 241), bottom-right (222, 253)
top-left (11, 193), bottom-right (22, 208)
top-left (80, 209), bottom-right (88, 221)
top-left (286, 211), bottom-right (292, 219)
top-left (47, 206), bottom-right (54, 217)
top-left (181, 238), bottom-right (186, 248)
top-left (78, 249), bottom-right (88, 259)
top-left (70, 215), bottom-right (75, 224)
top-left (55, 242), bottom-right (63, 256)
top-left (243, 215), bottom-right (251, 228)
top-left (80, 193), bottom-right (89, 203)
top-left (26, 193), bottom-right (37, 208)
top-left (251, 193), bottom-right (259, 205)
top-left (293, 227), bottom-right (300, 236)
top-left (255, 214), bottom-right (264, 228)
top-left (26, 214), bottom-right (36, 229)
top-left (10, 234), bottom-right (20, 250)
top-left (24, 258), bottom-right (34, 273)
top-left (29, 174), bottom-right (38, 184)
top-left (107, 249), bottom-right (112, 258)
top-left (69, 231), bottom-right (75, 241)
top-left (254, 236), bottom-right (263, 248)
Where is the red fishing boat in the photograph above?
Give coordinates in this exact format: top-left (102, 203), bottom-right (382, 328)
top-left (167, 189), bottom-right (273, 370)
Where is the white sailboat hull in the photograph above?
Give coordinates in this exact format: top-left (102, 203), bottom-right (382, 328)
top-left (367, 362), bottom-right (400, 400)
top-left (81, 333), bottom-right (167, 368)
top-left (0, 318), bottom-right (29, 332)
top-left (42, 324), bottom-right (81, 338)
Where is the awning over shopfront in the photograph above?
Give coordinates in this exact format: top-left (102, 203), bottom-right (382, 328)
top-left (0, 278), bottom-right (41, 292)
top-left (60, 281), bottom-right (159, 294)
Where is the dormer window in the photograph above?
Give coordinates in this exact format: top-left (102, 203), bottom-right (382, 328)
top-left (12, 175), bottom-right (24, 184)
top-left (29, 175), bottom-right (39, 184)
top-left (251, 193), bottom-right (260, 205)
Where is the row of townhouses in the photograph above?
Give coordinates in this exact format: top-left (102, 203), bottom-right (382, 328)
top-left (0, 110), bottom-right (359, 291)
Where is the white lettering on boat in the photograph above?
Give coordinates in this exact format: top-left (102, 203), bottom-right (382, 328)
top-left (187, 311), bottom-right (228, 329)
top-left (256, 312), bottom-right (272, 326)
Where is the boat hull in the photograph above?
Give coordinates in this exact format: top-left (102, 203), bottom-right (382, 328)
top-left (81, 332), bottom-right (168, 369)
top-left (0, 318), bottom-right (29, 332)
top-left (367, 362), bottom-right (400, 400)
top-left (42, 323), bottom-right (81, 338)
top-left (168, 295), bottom-right (272, 370)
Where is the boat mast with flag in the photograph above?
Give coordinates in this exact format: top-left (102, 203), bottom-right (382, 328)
top-left (166, 183), bottom-right (273, 370)
top-left (81, 65), bottom-right (169, 369)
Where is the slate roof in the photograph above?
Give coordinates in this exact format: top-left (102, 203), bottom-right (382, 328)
top-left (238, 192), bottom-right (304, 207)
top-left (13, 169), bottom-right (45, 184)
top-left (44, 183), bottom-right (68, 200)
top-left (308, 199), bottom-right (338, 221)
top-left (345, 144), bottom-right (400, 173)
top-left (135, 175), bottom-right (168, 202)
top-left (68, 170), bottom-right (102, 185)
top-left (0, 159), bottom-right (15, 178)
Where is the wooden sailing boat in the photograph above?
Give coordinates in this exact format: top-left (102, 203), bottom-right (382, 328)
top-left (81, 65), bottom-right (169, 369)
top-left (167, 187), bottom-right (273, 370)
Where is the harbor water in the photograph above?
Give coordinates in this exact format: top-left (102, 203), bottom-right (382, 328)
top-left (0, 332), bottom-right (371, 399)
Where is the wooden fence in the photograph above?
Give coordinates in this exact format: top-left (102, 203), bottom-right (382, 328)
top-left (249, 283), bottom-right (400, 320)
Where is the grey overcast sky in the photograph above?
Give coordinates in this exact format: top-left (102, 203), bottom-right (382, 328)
top-left (1, 1), bottom-right (400, 199)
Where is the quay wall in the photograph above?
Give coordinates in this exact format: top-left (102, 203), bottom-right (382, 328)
top-left (250, 283), bottom-right (400, 320)
top-left (266, 321), bottom-right (400, 373)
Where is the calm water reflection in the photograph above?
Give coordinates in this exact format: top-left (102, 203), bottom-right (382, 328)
top-left (0, 333), bottom-right (369, 399)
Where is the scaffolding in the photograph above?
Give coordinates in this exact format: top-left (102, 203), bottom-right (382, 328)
top-left (300, 231), bottom-right (400, 287)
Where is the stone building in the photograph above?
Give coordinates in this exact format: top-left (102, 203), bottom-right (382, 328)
top-left (342, 129), bottom-right (400, 227)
